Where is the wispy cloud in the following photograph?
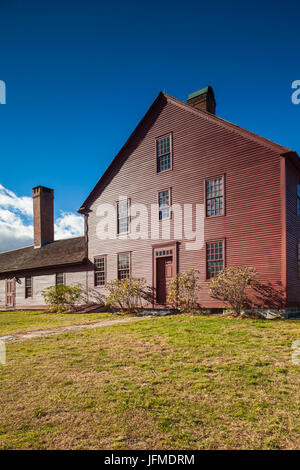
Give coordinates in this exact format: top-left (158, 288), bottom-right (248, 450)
top-left (0, 185), bottom-right (84, 253)
top-left (0, 184), bottom-right (33, 217)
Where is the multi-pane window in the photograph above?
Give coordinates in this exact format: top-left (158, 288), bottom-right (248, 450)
top-left (118, 253), bottom-right (130, 280)
top-left (157, 135), bottom-right (171, 173)
top-left (206, 177), bottom-right (224, 216)
top-left (94, 256), bottom-right (106, 286)
top-left (206, 241), bottom-right (224, 279)
top-left (25, 276), bottom-right (32, 298)
top-left (117, 198), bottom-right (130, 234)
top-left (55, 273), bottom-right (64, 286)
top-left (297, 182), bottom-right (300, 215)
top-left (159, 189), bottom-right (171, 220)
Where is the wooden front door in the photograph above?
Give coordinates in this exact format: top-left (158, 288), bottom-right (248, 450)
top-left (6, 279), bottom-right (15, 308)
top-left (156, 256), bottom-right (173, 304)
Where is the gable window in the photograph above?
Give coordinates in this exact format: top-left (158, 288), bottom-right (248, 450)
top-left (156, 135), bottom-right (171, 173)
top-left (56, 273), bottom-right (64, 286)
top-left (159, 189), bottom-right (171, 220)
top-left (297, 181), bottom-right (300, 215)
top-left (25, 276), bottom-right (32, 298)
top-left (206, 241), bottom-right (224, 279)
top-left (117, 198), bottom-right (130, 234)
top-left (206, 177), bottom-right (224, 217)
top-left (94, 256), bottom-right (106, 286)
top-left (118, 253), bottom-right (130, 280)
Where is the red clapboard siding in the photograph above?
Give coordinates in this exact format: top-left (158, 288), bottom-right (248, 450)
top-left (85, 95), bottom-right (287, 308)
top-left (285, 159), bottom-right (300, 305)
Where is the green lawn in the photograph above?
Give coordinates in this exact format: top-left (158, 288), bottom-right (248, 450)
top-left (0, 314), bottom-right (299, 449)
top-left (0, 310), bottom-right (120, 336)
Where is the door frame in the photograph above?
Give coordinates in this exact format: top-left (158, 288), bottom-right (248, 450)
top-left (152, 241), bottom-right (178, 306)
top-left (5, 278), bottom-right (16, 309)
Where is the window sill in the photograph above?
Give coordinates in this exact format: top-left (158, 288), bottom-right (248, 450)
top-left (205, 213), bottom-right (225, 219)
top-left (156, 168), bottom-right (172, 175)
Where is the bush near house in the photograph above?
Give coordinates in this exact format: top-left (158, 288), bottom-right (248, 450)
top-left (41, 284), bottom-right (85, 313)
top-left (105, 277), bottom-right (147, 313)
top-left (167, 268), bottom-right (201, 312)
top-left (209, 266), bottom-right (257, 316)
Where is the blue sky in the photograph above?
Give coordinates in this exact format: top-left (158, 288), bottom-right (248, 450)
top-left (0, 0), bottom-right (300, 251)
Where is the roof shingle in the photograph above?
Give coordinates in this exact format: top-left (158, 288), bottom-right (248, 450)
top-left (0, 237), bottom-right (86, 275)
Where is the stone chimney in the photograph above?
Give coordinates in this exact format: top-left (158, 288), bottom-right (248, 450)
top-left (32, 186), bottom-right (54, 248)
top-left (187, 86), bottom-right (216, 114)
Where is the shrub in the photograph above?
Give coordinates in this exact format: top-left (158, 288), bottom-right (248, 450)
top-left (209, 266), bottom-right (257, 316)
top-left (167, 268), bottom-right (201, 312)
top-left (105, 277), bottom-right (147, 313)
top-left (41, 284), bottom-right (85, 313)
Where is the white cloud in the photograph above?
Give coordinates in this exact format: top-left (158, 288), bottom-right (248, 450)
top-left (54, 212), bottom-right (84, 240)
top-left (0, 184), bottom-right (33, 217)
top-left (0, 185), bottom-right (84, 253)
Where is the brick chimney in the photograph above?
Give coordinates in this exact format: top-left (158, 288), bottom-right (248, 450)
top-left (32, 186), bottom-right (54, 248)
top-left (187, 86), bottom-right (216, 114)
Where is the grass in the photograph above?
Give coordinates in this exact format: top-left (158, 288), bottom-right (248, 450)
top-left (0, 310), bottom-right (120, 336)
top-left (0, 314), bottom-right (299, 449)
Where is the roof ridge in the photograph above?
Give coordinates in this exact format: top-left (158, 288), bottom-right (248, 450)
top-left (0, 235), bottom-right (85, 256)
top-left (53, 236), bottom-right (85, 243)
top-left (79, 90), bottom-right (296, 213)
top-left (0, 244), bottom-right (33, 255)
top-left (163, 92), bottom-right (292, 154)
top-left (0, 236), bottom-right (86, 274)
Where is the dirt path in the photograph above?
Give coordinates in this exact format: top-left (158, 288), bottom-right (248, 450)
top-left (0, 316), bottom-right (151, 343)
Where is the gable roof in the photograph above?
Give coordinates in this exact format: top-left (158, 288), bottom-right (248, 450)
top-left (78, 91), bottom-right (297, 213)
top-left (165, 92), bottom-right (292, 154)
top-left (78, 92), bottom-right (164, 213)
top-left (0, 236), bottom-right (86, 275)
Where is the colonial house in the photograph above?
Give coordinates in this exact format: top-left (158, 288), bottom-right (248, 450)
top-left (1, 86), bottom-right (300, 311)
top-left (0, 187), bottom-right (89, 309)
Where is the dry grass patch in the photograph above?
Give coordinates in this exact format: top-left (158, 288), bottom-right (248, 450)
top-left (0, 314), bottom-right (299, 449)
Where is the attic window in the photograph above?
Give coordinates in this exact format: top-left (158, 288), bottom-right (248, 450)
top-left (156, 135), bottom-right (171, 173)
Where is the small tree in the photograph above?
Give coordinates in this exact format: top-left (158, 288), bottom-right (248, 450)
top-left (105, 277), bottom-right (147, 313)
top-left (209, 266), bottom-right (257, 316)
top-left (41, 284), bottom-right (85, 313)
top-left (167, 268), bottom-right (201, 312)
